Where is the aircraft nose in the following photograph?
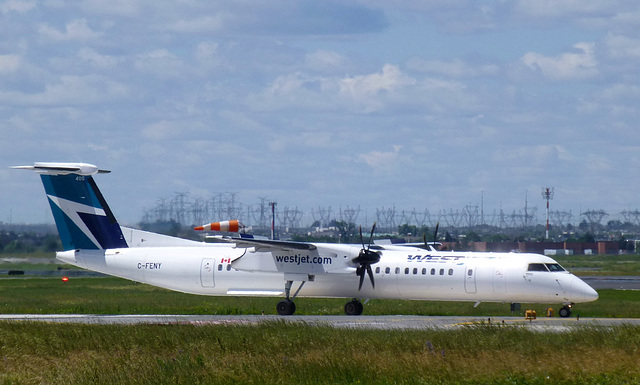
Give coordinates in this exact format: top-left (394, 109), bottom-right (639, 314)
top-left (570, 275), bottom-right (599, 303)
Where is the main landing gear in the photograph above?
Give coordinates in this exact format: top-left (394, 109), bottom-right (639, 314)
top-left (276, 279), bottom-right (306, 315)
top-left (277, 298), bottom-right (366, 316)
top-left (276, 299), bottom-right (296, 316)
top-left (344, 299), bottom-right (364, 316)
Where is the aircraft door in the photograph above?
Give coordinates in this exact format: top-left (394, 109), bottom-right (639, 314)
top-left (200, 258), bottom-right (215, 287)
top-left (493, 267), bottom-right (507, 294)
top-left (464, 265), bottom-right (477, 294)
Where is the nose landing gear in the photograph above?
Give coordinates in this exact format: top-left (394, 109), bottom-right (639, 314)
top-left (558, 304), bottom-right (573, 318)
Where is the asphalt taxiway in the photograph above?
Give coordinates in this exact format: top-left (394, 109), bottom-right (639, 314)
top-left (1, 314), bottom-right (639, 331)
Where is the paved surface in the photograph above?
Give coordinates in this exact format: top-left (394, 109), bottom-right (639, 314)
top-left (1, 314), bottom-right (639, 331)
top-left (582, 276), bottom-right (640, 290)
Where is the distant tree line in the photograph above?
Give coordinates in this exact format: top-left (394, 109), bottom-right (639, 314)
top-left (0, 231), bottom-right (62, 254)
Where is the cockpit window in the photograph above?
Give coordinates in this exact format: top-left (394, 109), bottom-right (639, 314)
top-left (527, 263), bottom-right (549, 272)
top-left (545, 263), bottom-right (566, 272)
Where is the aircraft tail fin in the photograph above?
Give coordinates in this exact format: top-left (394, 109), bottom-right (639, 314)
top-left (14, 162), bottom-right (128, 251)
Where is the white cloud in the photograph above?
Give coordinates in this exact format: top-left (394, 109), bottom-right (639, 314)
top-left (1, 0), bottom-right (36, 14)
top-left (38, 19), bottom-right (103, 41)
top-left (248, 72), bottom-right (339, 111)
top-left (134, 49), bottom-right (188, 78)
top-left (603, 34), bottom-right (640, 59)
top-left (77, 48), bottom-right (119, 68)
top-left (168, 15), bottom-right (226, 33)
top-left (195, 41), bottom-right (219, 62)
top-left (494, 144), bottom-right (573, 170)
top-left (407, 58), bottom-right (499, 78)
top-left (81, 0), bottom-right (143, 16)
top-left (340, 64), bottom-right (415, 96)
top-left (141, 120), bottom-right (183, 141)
top-left (0, 54), bottom-right (21, 74)
top-left (0, 75), bottom-right (128, 106)
top-left (521, 42), bottom-right (598, 80)
top-left (358, 145), bottom-right (403, 172)
top-left (513, 0), bottom-right (610, 18)
top-left (305, 50), bottom-right (347, 72)
top-left (339, 65), bottom-right (415, 112)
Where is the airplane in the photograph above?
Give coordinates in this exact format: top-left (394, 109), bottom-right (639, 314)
top-left (13, 162), bottom-right (598, 317)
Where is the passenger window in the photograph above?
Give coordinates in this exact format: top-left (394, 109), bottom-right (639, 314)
top-left (448, 269), bottom-right (453, 276)
top-left (404, 267), bottom-right (410, 275)
top-left (375, 267), bottom-right (380, 274)
top-left (385, 267), bottom-right (391, 274)
top-left (528, 263), bottom-right (549, 272)
top-left (226, 264), bottom-right (231, 271)
top-left (439, 269), bottom-right (444, 276)
top-left (413, 268), bottom-right (418, 275)
top-left (467, 269), bottom-right (473, 276)
top-left (218, 264), bottom-right (223, 271)
top-left (422, 268), bottom-right (427, 275)
top-left (395, 267), bottom-right (400, 274)
top-left (431, 268), bottom-right (436, 275)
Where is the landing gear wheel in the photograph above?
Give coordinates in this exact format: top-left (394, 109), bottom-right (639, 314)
top-left (344, 299), bottom-right (364, 316)
top-left (559, 306), bottom-right (572, 318)
top-left (276, 299), bottom-right (296, 315)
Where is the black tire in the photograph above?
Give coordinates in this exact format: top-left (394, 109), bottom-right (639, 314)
top-left (559, 306), bottom-right (572, 318)
top-left (276, 299), bottom-right (296, 315)
top-left (344, 300), bottom-right (363, 316)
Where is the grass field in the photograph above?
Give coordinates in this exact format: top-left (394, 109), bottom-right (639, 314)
top-left (1, 321), bottom-right (640, 384)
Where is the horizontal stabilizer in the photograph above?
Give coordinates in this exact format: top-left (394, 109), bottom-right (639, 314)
top-left (12, 162), bottom-right (110, 176)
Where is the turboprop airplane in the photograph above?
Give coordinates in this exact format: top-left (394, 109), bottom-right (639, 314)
top-left (14, 162), bottom-right (598, 317)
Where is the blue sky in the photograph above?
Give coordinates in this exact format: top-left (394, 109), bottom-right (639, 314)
top-left (1, 0), bottom-right (640, 227)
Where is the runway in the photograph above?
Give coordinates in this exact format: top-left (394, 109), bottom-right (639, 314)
top-left (1, 314), bottom-right (639, 331)
top-left (581, 276), bottom-right (640, 290)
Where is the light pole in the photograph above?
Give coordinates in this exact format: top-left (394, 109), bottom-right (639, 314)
top-left (541, 187), bottom-right (554, 240)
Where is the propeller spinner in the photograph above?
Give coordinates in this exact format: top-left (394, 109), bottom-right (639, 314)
top-left (353, 223), bottom-right (380, 290)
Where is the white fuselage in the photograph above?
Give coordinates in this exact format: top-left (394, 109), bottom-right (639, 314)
top-left (57, 243), bottom-right (598, 305)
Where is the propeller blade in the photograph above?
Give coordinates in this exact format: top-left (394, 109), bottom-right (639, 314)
top-left (433, 222), bottom-right (439, 244)
top-left (359, 225), bottom-right (366, 250)
top-left (358, 269), bottom-right (366, 291)
top-left (366, 264), bottom-right (375, 289)
top-left (367, 222), bottom-right (376, 248)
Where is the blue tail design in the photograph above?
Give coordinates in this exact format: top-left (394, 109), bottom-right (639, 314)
top-left (14, 162), bottom-right (128, 251)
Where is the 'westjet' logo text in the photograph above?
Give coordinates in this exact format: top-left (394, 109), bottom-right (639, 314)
top-left (275, 254), bottom-right (333, 266)
top-left (407, 255), bottom-right (466, 262)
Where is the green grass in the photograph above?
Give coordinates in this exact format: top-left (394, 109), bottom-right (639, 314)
top-left (0, 276), bottom-right (639, 318)
top-left (1, 321), bottom-right (640, 384)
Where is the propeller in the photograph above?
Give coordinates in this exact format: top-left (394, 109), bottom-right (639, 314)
top-left (425, 222), bottom-right (440, 251)
top-left (353, 222), bottom-right (380, 290)
top-left (433, 222), bottom-right (439, 244)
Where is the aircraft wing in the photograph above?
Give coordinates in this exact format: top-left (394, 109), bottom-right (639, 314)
top-left (207, 236), bottom-right (317, 252)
